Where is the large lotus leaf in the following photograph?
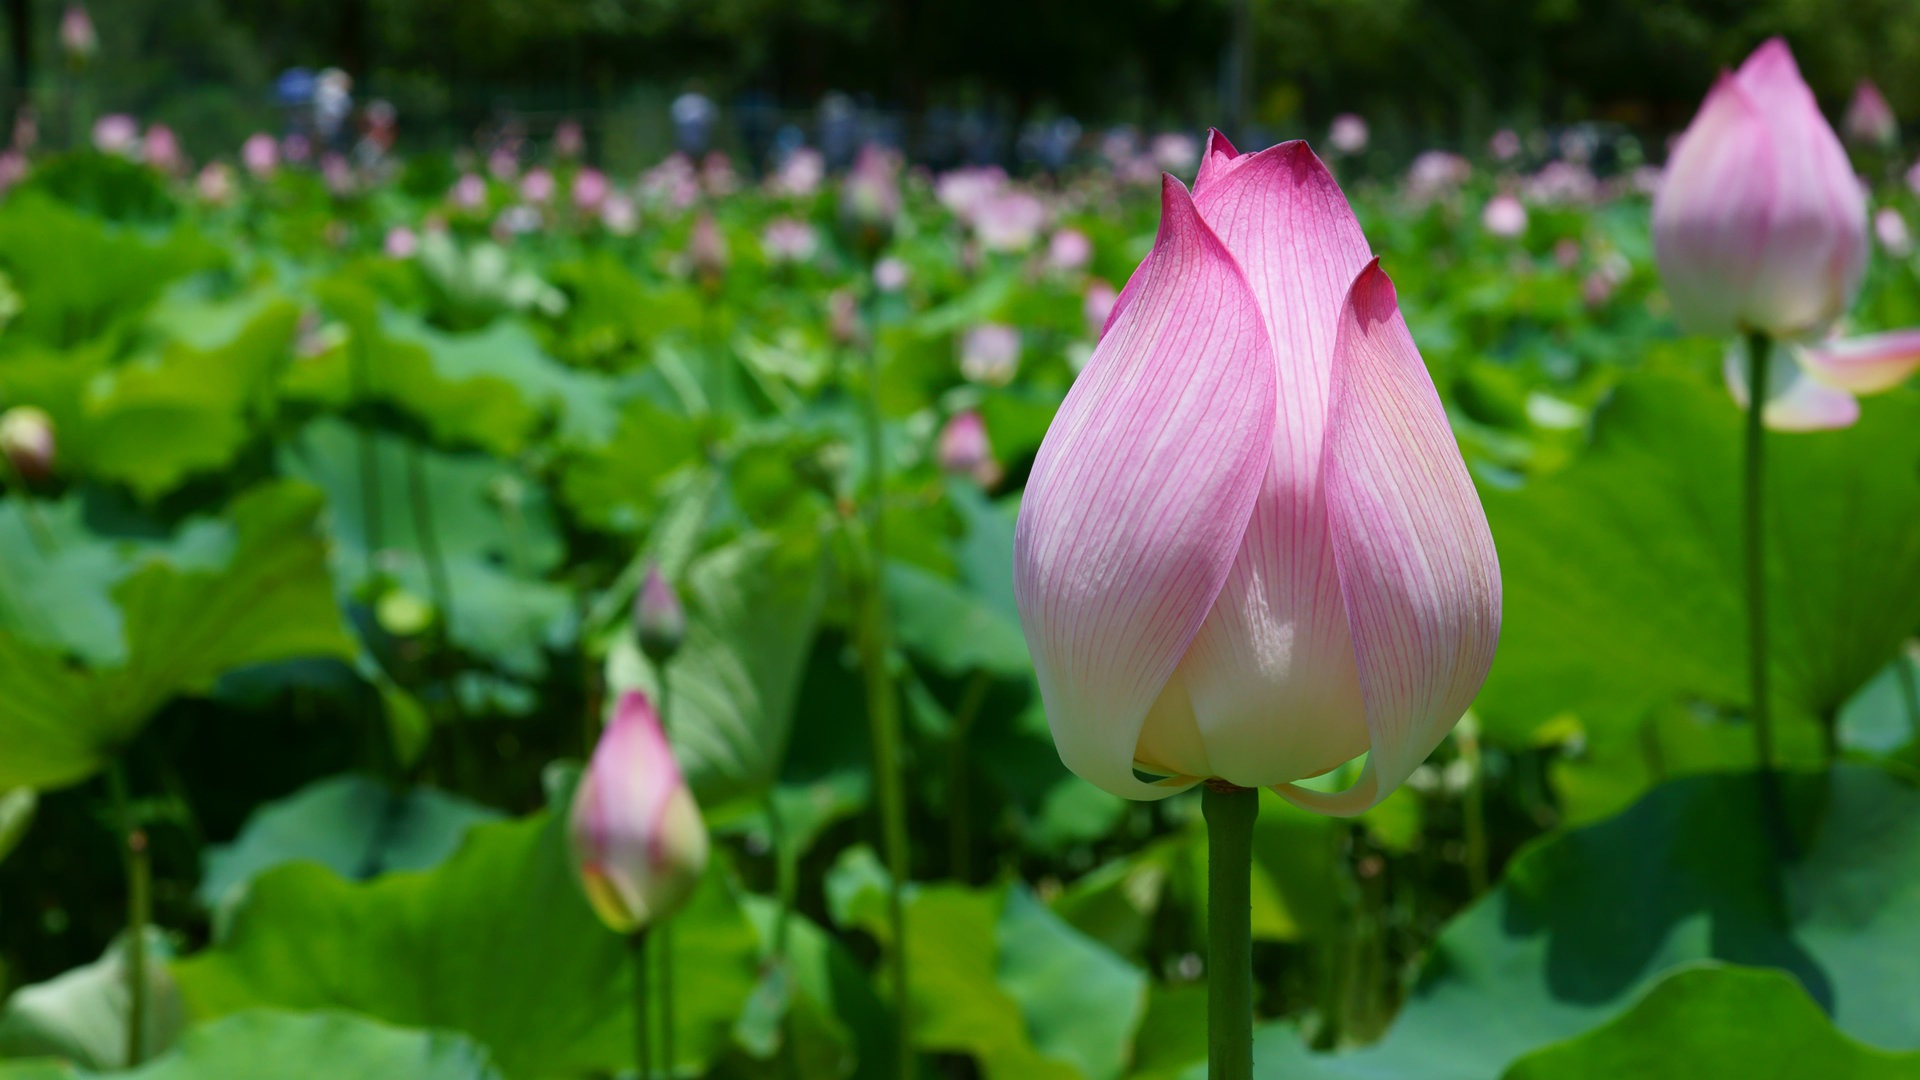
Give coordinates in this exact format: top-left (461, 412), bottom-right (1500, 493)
top-left (0, 194), bottom-right (207, 347)
top-left (1501, 964), bottom-right (1920, 1080)
top-left (0, 483), bottom-right (354, 791)
top-left (557, 394), bottom-right (702, 535)
top-left (0, 498), bottom-right (139, 663)
top-left (384, 315), bottom-right (620, 445)
top-left (606, 528), bottom-right (827, 810)
top-left (172, 811), bottom-right (760, 1080)
top-left (0, 932), bottom-right (184, 1069)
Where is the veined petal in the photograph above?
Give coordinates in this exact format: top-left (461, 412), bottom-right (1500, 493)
top-left (1652, 74), bottom-right (1774, 337)
top-left (1160, 141), bottom-right (1376, 790)
top-left (1723, 344), bottom-right (1861, 432)
top-left (1014, 176), bottom-right (1276, 801)
top-left (1799, 329), bottom-right (1920, 394)
top-left (1279, 262), bottom-right (1500, 816)
top-left (1194, 129), bottom-right (1253, 195)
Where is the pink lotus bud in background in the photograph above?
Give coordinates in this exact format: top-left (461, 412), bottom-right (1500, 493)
top-left (567, 692), bottom-right (708, 933)
top-left (936, 166), bottom-right (1007, 221)
top-left (761, 217), bottom-right (820, 265)
top-left (0, 151), bottom-right (26, 194)
top-left (1489, 129), bottom-right (1522, 162)
top-left (519, 168), bottom-right (554, 205)
top-left (12, 108), bottom-right (36, 153)
top-left (487, 146), bottom-right (518, 181)
top-left (872, 256), bottom-right (909, 293)
top-left (1481, 193), bottom-right (1529, 238)
top-left (281, 133), bottom-right (311, 165)
top-left (1151, 132), bottom-right (1200, 175)
top-left (1013, 134), bottom-right (1500, 811)
top-left (142, 124), bottom-right (183, 175)
top-left (0, 406), bottom-right (56, 483)
top-left (450, 172), bottom-right (486, 211)
top-left (241, 133), bottom-right (277, 179)
top-left (59, 4), bottom-right (96, 68)
top-left (840, 144), bottom-right (903, 228)
top-left (1552, 237), bottom-right (1581, 269)
top-left (769, 147), bottom-right (825, 198)
top-left (383, 226), bottom-right (418, 259)
top-left (196, 162), bottom-right (234, 204)
top-left (321, 153), bottom-right (354, 197)
top-left (828, 288), bottom-right (861, 346)
top-left (553, 119), bottom-right (584, 160)
top-left (1047, 227), bottom-right (1092, 272)
top-left (688, 212), bottom-right (728, 282)
top-left (973, 189), bottom-right (1047, 252)
top-left (91, 114), bottom-right (137, 156)
top-left (959, 323), bottom-right (1020, 385)
top-left (600, 193), bottom-right (639, 235)
top-left (1845, 80), bottom-right (1899, 148)
top-left (1876, 207), bottom-right (1913, 257)
top-left (571, 168), bottom-right (608, 213)
top-left (701, 151), bottom-right (738, 198)
top-left (937, 410), bottom-right (1000, 486)
top-left (1652, 39), bottom-right (1867, 340)
top-left (634, 566), bottom-right (686, 664)
top-left (1083, 280), bottom-right (1118, 337)
top-left (1406, 150), bottom-right (1471, 202)
top-left (1328, 113), bottom-right (1369, 155)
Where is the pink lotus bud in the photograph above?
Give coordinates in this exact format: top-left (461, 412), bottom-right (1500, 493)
top-left (688, 212), bottom-right (728, 282)
top-left (761, 217), bottom-right (819, 265)
top-left (567, 692), bottom-right (708, 933)
top-left (769, 147), bottom-right (825, 198)
top-left (142, 125), bottom-right (183, 175)
top-left (840, 144), bottom-right (902, 228)
top-left (936, 166), bottom-right (1007, 221)
top-left (959, 324), bottom-right (1020, 385)
top-left (59, 5), bottom-right (96, 67)
top-left (828, 288), bottom-right (861, 346)
top-left (196, 162), bottom-right (233, 204)
top-left (519, 168), bottom-right (554, 205)
top-left (487, 146), bottom-right (518, 181)
top-left (12, 108), bottom-right (37, 153)
top-left (1328, 113), bottom-right (1369, 156)
top-left (384, 226), bottom-right (418, 259)
top-left (91, 114), bottom-right (137, 156)
top-left (1652, 39), bottom-right (1867, 339)
top-left (872, 256), bottom-right (909, 293)
top-left (0, 151), bottom-right (25, 194)
top-left (1013, 134), bottom-right (1500, 812)
top-left (1406, 150), bottom-right (1471, 202)
top-left (280, 133), bottom-right (310, 165)
top-left (553, 119), bottom-right (584, 160)
top-left (571, 168), bottom-right (608, 213)
top-left (1083, 280), bottom-right (1118, 338)
top-left (1481, 193), bottom-right (1528, 238)
top-left (1845, 80), bottom-right (1898, 148)
top-left (1151, 132), bottom-right (1200, 175)
top-left (600, 193), bottom-right (639, 235)
top-left (701, 151), bottom-right (738, 197)
top-left (1489, 129), bottom-right (1522, 162)
top-left (634, 566), bottom-right (686, 664)
top-left (450, 172), bottom-right (486, 211)
top-left (1877, 207), bottom-right (1913, 257)
top-left (321, 153), bottom-right (354, 197)
top-left (973, 190), bottom-right (1047, 253)
top-left (1046, 228), bottom-right (1092, 273)
top-left (241, 133), bottom-right (277, 179)
top-left (0, 406), bottom-right (55, 482)
top-left (938, 410), bottom-right (1000, 486)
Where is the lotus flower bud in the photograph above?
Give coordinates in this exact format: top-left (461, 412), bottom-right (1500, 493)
top-left (1652, 39), bottom-right (1867, 340)
top-left (571, 168), bottom-right (608, 213)
top-left (568, 692), bottom-right (708, 933)
top-left (384, 226), bottom-right (418, 260)
top-left (688, 213), bottom-right (728, 289)
top-left (1328, 113), bottom-right (1369, 156)
top-left (938, 410), bottom-right (1000, 487)
top-left (519, 168), bottom-right (554, 205)
top-left (91, 115), bottom-right (137, 156)
top-left (828, 288), bottom-right (861, 347)
top-left (1844, 80), bottom-right (1898, 149)
top-left (1489, 129), bottom-right (1522, 162)
top-left (450, 172), bottom-right (486, 211)
top-left (1877, 207), bottom-right (1913, 258)
top-left (196, 163), bottom-right (234, 205)
top-left (0, 406), bottom-right (55, 482)
top-left (600, 193), bottom-right (639, 236)
top-left (59, 5), bottom-right (96, 69)
top-left (1481, 193), bottom-right (1528, 238)
top-left (973, 190), bottom-right (1047, 253)
top-left (959, 324), bottom-right (1020, 386)
top-left (143, 125), bottom-right (183, 175)
top-left (553, 119), bottom-right (585, 160)
top-left (761, 217), bottom-right (820, 265)
top-left (1047, 228), bottom-right (1092, 272)
top-left (635, 567), bottom-right (686, 664)
top-left (241, 133), bottom-right (277, 179)
top-left (872, 256), bottom-right (909, 293)
top-left (840, 145), bottom-right (902, 256)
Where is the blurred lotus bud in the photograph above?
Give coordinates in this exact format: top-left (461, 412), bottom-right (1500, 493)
top-left (635, 566), bottom-right (686, 664)
top-left (701, 151), bottom-right (738, 198)
top-left (1553, 237), bottom-right (1581, 269)
top-left (321, 153), bottom-right (354, 197)
top-left (1150, 132), bottom-right (1199, 175)
top-left (12, 108), bottom-right (36, 153)
top-left (1482, 193), bottom-right (1528, 238)
top-left (91, 114), bottom-right (137, 156)
top-left (600, 193), bottom-right (639, 236)
top-left (59, 4), bottom-right (96, 69)
top-left (450, 172), bottom-right (486, 211)
top-left (196, 162), bottom-right (234, 204)
top-left (384, 225), bottom-right (418, 259)
top-left (1908, 159), bottom-right (1920, 198)
top-left (1876, 207), bottom-right (1913, 258)
top-left (770, 147), bottom-right (824, 198)
top-left (1046, 227), bottom-right (1092, 272)
top-left (1328, 113), bottom-right (1370, 155)
top-left (572, 168), bottom-right (608, 213)
top-left (840, 144), bottom-right (902, 244)
top-left (1407, 150), bottom-right (1471, 202)
top-left (936, 165), bottom-right (1006, 222)
top-left (761, 217), bottom-right (819, 265)
top-left (0, 406), bottom-right (55, 483)
top-left (828, 288), bottom-right (861, 346)
top-left (142, 125), bottom-right (183, 175)
top-left (688, 212), bottom-right (728, 287)
top-left (938, 410), bottom-right (1000, 486)
top-left (1489, 128), bottom-right (1522, 162)
top-left (1083, 280), bottom-right (1118, 338)
top-left (568, 691), bottom-right (708, 934)
top-left (872, 256), bottom-right (909, 293)
top-left (553, 119), bottom-right (584, 160)
top-left (1845, 80), bottom-right (1899, 149)
top-left (241, 133), bottom-right (277, 179)
top-left (973, 190), bottom-right (1046, 253)
top-left (487, 146), bottom-right (518, 181)
top-left (519, 167), bottom-right (554, 205)
top-left (0, 151), bottom-right (24, 195)
top-left (959, 324), bottom-right (1020, 386)
top-left (281, 133), bottom-right (311, 165)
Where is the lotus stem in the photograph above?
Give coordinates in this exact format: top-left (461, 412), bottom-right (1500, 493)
top-left (631, 929), bottom-right (653, 1080)
top-left (1743, 331), bottom-right (1792, 852)
top-left (106, 761), bottom-right (150, 1067)
top-left (1204, 783), bottom-right (1257, 1080)
top-left (948, 672), bottom-right (991, 883)
top-left (649, 658), bottom-right (677, 1077)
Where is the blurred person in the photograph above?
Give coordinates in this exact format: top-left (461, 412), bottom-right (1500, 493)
top-left (314, 68), bottom-right (353, 151)
top-left (671, 88), bottom-right (717, 156)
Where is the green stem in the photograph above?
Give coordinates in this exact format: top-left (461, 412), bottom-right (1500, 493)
top-left (1460, 733), bottom-right (1488, 896)
top-left (1204, 784), bottom-right (1257, 1080)
top-left (649, 659), bottom-right (677, 1077)
top-left (857, 325), bottom-right (912, 1080)
top-left (1744, 332), bottom-right (1791, 851)
top-left (948, 672), bottom-right (991, 883)
top-left (631, 930), bottom-right (653, 1080)
top-left (1896, 647), bottom-right (1920, 743)
top-left (106, 762), bottom-right (149, 1067)
top-left (765, 793), bottom-right (795, 962)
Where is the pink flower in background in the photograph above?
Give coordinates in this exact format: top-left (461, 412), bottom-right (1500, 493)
top-left (281, 133), bottom-right (311, 165)
top-left (567, 692), bottom-right (709, 933)
top-left (321, 153), bottom-right (354, 197)
top-left (770, 147), bottom-right (825, 198)
top-left (1524, 160), bottom-right (1597, 205)
top-left (936, 166), bottom-right (1007, 220)
top-left (384, 226), bottom-right (418, 259)
top-left (487, 146), bottom-right (518, 181)
top-left (91, 114), bottom-right (137, 155)
top-left (1406, 150), bottom-right (1471, 201)
top-left (1047, 228), bottom-right (1092, 272)
top-left (1489, 129), bottom-right (1522, 162)
top-left (12, 109), bottom-right (36, 153)
top-left (572, 168), bottom-right (609, 213)
top-left (142, 124), bottom-right (183, 174)
top-left (973, 189), bottom-right (1047, 252)
top-left (1151, 132), bottom-right (1200, 174)
top-left (959, 324), bottom-right (1020, 385)
top-left (196, 162), bottom-right (234, 204)
top-left (519, 168), bottom-right (555, 204)
top-left (688, 212), bottom-right (728, 280)
top-left (1083, 280), bottom-right (1118, 336)
top-left (0, 151), bottom-right (26, 193)
top-left (761, 217), bottom-right (820, 264)
top-left (553, 119), bottom-right (584, 159)
top-left (1876, 207), bottom-right (1913, 257)
top-left (1724, 330), bottom-right (1920, 431)
top-left (701, 151), bottom-right (738, 197)
top-left (1481, 193), bottom-right (1529, 237)
top-left (1845, 80), bottom-right (1899, 148)
top-left (1328, 113), bottom-right (1369, 155)
top-left (241, 132), bottom-right (277, 178)
top-left (938, 410), bottom-right (1001, 487)
top-left (873, 256), bottom-right (909, 293)
top-left (828, 288), bottom-right (861, 345)
top-left (600, 193), bottom-right (639, 235)
top-left (641, 154), bottom-right (701, 210)
top-left (59, 4), bottom-right (96, 67)
top-left (1652, 38), bottom-right (1866, 340)
top-left (841, 144), bottom-right (903, 227)
top-left (1013, 134), bottom-right (1499, 808)
top-left (450, 173), bottom-right (486, 211)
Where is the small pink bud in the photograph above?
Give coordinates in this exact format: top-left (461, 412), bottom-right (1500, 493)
top-left (634, 567), bottom-right (686, 664)
top-left (519, 167), bottom-right (554, 205)
top-left (761, 217), bottom-right (819, 265)
top-left (241, 133), bottom-right (277, 179)
top-left (872, 256), bottom-right (909, 293)
top-left (959, 324), bottom-right (1020, 386)
top-left (0, 406), bottom-right (55, 483)
top-left (938, 410), bottom-right (1000, 487)
top-left (688, 212), bottom-right (728, 283)
top-left (1328, 113), bottom-right (1369, 156)
top-left (600, 193), bottom-right (639, 235)
top-left (1845, 80), bottom-right (1899, 149)
top-left (567, 692), bottom-right (708, 933)
top-left (91, 114), bottom-right (137, 156)
top-left (196, 162), bottom-right (234, 204)
top-left (59, 5), bottom-right (96, 67)
top-left (1083, 280), bottom-right (1119, 338)
top-left (142, 125), bottom-right (183, 175)
top-left (828, 288), bottom-right (861, 346)
top-left (450, 172), bottom-right (486, 211)
top-left (384, 226), bottom-right (418, 260)
top-left (572, 168), bottom-right (609, 213)
top-left (553, 119), bottom-right (585, 160)
top-left (1481, 193), bottom-right (1528, 238)
top-left (1047, 228), bottom-right (1092, 272)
